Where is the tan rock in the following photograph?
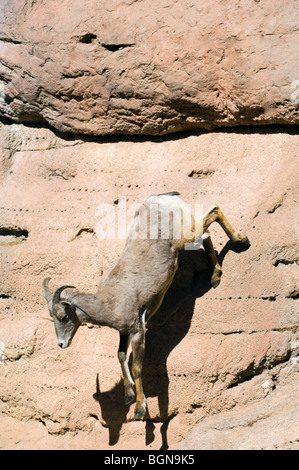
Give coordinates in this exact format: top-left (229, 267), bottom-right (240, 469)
top-left (178, 373), bottom-right (299, 450)
top-left (0, 1), bottom-right (298, 135)
top-left (0, 122), bottom-right (298, 449)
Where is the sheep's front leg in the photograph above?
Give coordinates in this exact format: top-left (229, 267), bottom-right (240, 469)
top-left (118, 333), bottom-right (135, 405)
top-left (130, 330), bottom-right (147, 420)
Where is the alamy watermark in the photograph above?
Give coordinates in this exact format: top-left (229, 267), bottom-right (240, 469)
top-left (94, 196), bottom-right (204, 250)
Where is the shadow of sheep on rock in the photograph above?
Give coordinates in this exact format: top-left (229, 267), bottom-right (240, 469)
top-left (93, 243), bottom-right (248, 448)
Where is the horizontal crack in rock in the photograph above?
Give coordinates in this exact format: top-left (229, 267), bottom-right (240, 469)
top-left (101, 43), bottom-right (135, 52)
top-left (188, 169), bottom-right (215, 178)
top-left (274, 258), bottom-right (298, 267)
top-left (0, 227), bottom-right (28, 246)
top-left (227, 351), bottom-right (292, 389)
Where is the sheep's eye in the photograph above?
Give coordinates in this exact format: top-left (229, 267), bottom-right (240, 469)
top-left (60, 315), bottom-right (69, 324)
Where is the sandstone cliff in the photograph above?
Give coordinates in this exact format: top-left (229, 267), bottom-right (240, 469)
top-left (0, 0), bottom-right (298, 135)
top-left (0, 123), bottom-right (298, 449)
top-left (0, 0), bottom-right (298, 451)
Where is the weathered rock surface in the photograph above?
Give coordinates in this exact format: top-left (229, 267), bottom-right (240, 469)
top-left (0, 0), bottom-right (299, 136)
top-left (178, 372), bottom-right (299, 450)
top-left (0, 122), bottom-right (298, 449)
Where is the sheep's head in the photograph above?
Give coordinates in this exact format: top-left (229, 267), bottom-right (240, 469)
top-left (42, 277), bottom-right (80, 349)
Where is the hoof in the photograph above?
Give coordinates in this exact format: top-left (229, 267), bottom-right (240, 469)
top-left (211, 277), bottom-right (221, 289)
top-left (134, 409), bottom-right (146, 420)
top-left (125, 395), bottom-right (135, 405)
top-left (235, 235), bottom-right (250, 247)
top-left (211, 266), bottom-right (222, 289)
top-left (134, 401), bottom-right (147, 420)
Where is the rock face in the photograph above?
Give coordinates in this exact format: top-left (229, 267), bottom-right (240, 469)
top-left (178, 374), bottom-right (299, 450)
top-left (0, 122), bottom-right (298, 449)
top-left (0, 0), bottom-right (298, 451)
top-left (0, 0), bottom-right (299, 136)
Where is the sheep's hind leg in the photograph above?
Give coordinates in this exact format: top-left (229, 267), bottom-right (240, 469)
top-left (195, 205), bottom-right (249, 246)
top-left (202, 230), bottom-right (222, 288)
top-left (118, 333), bottom-right (135, 405)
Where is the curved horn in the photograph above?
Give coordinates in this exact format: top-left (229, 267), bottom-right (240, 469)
top-left (52, 285), bottom-right (76, 306)
top-left (42, 277), bottom-right (53, 304)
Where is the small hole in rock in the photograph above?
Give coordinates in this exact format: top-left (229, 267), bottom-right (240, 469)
top-left (79, 33), bottom-right (97, 44)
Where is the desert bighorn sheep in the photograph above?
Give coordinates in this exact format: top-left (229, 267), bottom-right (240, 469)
top-left (42, 192), bottom-right (249, 419)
